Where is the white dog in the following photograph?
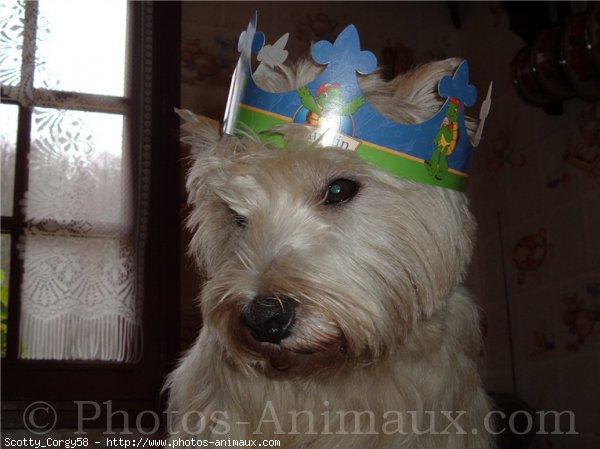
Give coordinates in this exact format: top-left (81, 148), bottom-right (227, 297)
top-left (166, 56), bottom-right (494, 449)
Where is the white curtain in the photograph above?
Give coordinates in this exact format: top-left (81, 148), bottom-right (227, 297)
top-left (19, 108), bottom-right (139, 361)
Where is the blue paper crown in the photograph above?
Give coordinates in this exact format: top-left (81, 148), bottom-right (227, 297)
top-left (223, 14), bottom-right (490, 190)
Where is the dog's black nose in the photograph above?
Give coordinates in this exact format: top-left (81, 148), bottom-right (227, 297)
top-left (241, 296), bottom-right (295, 344)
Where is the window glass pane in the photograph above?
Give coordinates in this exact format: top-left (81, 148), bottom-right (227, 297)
top-left (0, 0), bottom-right (25, 87)
top-left (19, 234), bottom-right (137, 361)
top-left (34, 0), bottom-right (128, 96)
top-left (1, 233), bottom-right (10, 358)
top-left (28, 107), bottom-right (130, 231)
top-left (1, 103), bottom-right (19, 216)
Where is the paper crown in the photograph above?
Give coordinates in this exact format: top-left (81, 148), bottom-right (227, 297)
top-left (223, 14), bottom-right (491, 191)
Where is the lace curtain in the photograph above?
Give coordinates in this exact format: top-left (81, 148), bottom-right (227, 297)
top-left (0, 0), bottom-right (152, 361)
top-left (20, 107), bottom-right (139, 361)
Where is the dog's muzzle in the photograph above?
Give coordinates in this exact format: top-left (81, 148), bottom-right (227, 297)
top-left (241, 296), bottom-right (296, 344)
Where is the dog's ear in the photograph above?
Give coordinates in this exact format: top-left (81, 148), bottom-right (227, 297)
top-left (177, 108), bottom-right (256, 161)
top-left (176, 108), bottom-right (222, 155)
top-left (388, 58), bottom-right (476, 134)
top-left (390, 58), bottom-right (460, 108)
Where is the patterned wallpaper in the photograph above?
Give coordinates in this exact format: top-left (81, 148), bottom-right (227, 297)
top-left (462, 4), bottom-right (599, 449)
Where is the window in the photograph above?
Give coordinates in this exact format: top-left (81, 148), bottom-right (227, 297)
top-left (1, 0), bottom-right (180, 428)
top-left (2, 0), bottom-right (136, 362)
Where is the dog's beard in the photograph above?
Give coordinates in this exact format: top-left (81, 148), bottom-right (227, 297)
top-left (199, 260), bottom-right (433, 379)
top-left (214, 302), bottom-right (348, 377)
top-left (200, 266), bottom-right (377, 377)
top-left (198, 234), bottom-right (419, 378)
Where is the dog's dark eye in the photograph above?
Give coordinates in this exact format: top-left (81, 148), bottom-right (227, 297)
top-left (227, 207), bottom-right (247, 227)
top-left (234, 214), bottom-right (247, 227)
top-left (324, 178), bottom-right (359, 205)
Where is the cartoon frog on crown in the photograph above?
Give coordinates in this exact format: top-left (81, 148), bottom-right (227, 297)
top-left (297, 83), bottom-right (366, 133)
top-left (426, 97), bottom-right (461, 180)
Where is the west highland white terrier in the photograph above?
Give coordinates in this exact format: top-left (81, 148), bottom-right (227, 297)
top-left (167, 20), bottom-right (493, 449)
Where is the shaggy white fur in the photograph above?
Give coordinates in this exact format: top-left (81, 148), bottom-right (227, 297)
top-left (167, 59), bottom-right (494, 449)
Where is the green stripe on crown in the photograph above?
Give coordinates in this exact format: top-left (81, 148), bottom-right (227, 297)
top-left (235, 105), bottom-right (467, 191)
top-left (356, 145), bottom-right (467, 190)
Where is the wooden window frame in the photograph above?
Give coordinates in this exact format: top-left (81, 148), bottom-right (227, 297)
top-left (1, 1), bottom-right (181, 429)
